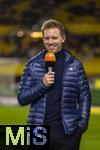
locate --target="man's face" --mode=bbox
[43,28,65,53]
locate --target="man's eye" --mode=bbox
[53,37,57,40]
[44,37,49,40]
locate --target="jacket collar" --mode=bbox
[63,49,74,64]
[37,49,74,67]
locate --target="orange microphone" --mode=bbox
[44,51,56,72]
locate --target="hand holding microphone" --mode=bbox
[43,52,56,87]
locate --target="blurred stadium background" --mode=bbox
[0,0,100,149]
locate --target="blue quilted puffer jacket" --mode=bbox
[18,49,91,135]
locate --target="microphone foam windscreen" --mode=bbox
[44,52,56,62]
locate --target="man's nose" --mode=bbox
[48,38,53,44]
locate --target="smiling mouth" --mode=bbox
[49,46,56,49]
[48,48,56,51]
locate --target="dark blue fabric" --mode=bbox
[50,120,82,150]
[44,50,65,123]
[17,49,91,135]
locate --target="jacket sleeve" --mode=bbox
[77,62,91,132]
[17,62,48,106]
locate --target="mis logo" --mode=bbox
[0,125,50,149]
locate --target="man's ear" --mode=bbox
[62,34,66,43]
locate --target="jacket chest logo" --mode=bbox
[68,67,73,71]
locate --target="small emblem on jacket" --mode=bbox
[68,67,73,71]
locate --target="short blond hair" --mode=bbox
[41,19,66,36]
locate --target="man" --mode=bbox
[18,19,91,150]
